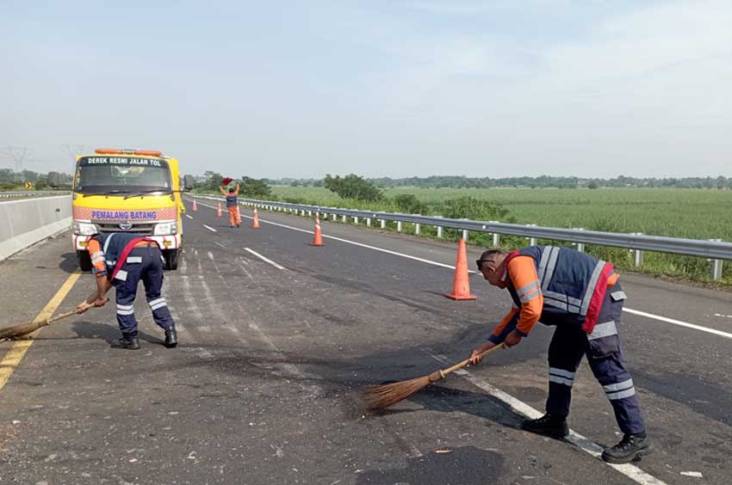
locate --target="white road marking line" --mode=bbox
[237,258,254,280]
[185,214,193,220]
[193,199,460,270]
[214,241,227,249]
[242,213,464,272]
[244,247,285,270]
[430,353,667,485]
[191,198,726,340]
[207,251,214,261]
[203,224,217,233]
[623,308,732,340]
[231,204,730,340]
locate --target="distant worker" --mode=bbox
[219,180,241,228]
[470,246,649,464]
[76,232,178,350]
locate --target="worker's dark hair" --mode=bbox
[228,187,235,193]
[476,249,504,270]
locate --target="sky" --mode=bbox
[1,0,731,178]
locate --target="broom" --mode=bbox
[0,309,80,341]
[362,343,505,411]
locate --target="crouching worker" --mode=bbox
[470,246,649,464]
[76,232,178,350]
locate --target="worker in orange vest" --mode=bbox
[471,246,649,464]
[219,181,241,228]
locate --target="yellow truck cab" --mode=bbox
[71,148,189,271]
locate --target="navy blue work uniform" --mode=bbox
[89,233,175,338]
[490,246,646,436]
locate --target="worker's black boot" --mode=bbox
[521,414,569,439]
[164,327,178,348]
[602,433,651,463]
[112,336,140,350]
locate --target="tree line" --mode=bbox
[0,169,72,190]
[265,175,732,190]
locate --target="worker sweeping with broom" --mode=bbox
[471,246,650,464]
[75,231,177,350]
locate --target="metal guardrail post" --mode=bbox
[709,239,724,280]
[462,229,469,241]
[631,233,644,267]
[366,217,371,227]
[712,259,724,281]
[354,216,359,224]
[415,223,421,235]
[233,197,732,263]
[528,224,538,246]
[573,228,585,252]
[492,233,500,247]
[341,215,347,223]
[437,226,443,238]
[331,213,336,221]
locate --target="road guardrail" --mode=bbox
[193,195,731,280]
[0,191,70,199]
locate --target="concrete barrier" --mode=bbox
[0,195,72,262]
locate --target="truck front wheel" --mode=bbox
[77,250,92,272]
[163,249,179,270]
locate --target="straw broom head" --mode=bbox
[0,309,78,341]
[362,370,444,412]
[361,344,504,412]
[0,320,47,341]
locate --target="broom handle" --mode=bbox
[46,309,81,325]
[439,343,505,378]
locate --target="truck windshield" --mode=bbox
[74,156,172,194]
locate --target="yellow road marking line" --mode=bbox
[0,271,81,392]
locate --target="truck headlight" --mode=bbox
[154,222,177,236]
[73,222,98,236]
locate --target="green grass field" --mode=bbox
[269,186,732,283]
[271,186,732,240]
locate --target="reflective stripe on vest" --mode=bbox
[519,246,613,320]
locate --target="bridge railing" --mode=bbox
[0,191,70,199]
[194,195,731,280]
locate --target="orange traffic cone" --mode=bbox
[311,215,324,246]
[445,239,476,300]
[251,208,260,229]
[217,202,223,217]
[192,198,198,212]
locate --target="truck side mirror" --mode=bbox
[183,175,195,191]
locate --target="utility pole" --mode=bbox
[4,146,27,172]
[63,144,87,162]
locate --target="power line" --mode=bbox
[3,146,28,171]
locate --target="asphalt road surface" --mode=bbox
[0,199,730,484]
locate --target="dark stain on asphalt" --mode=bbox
[355,446,504,485]
[632,369,732,425]
[293,269,453,316]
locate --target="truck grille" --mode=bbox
[97,222,155,235]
